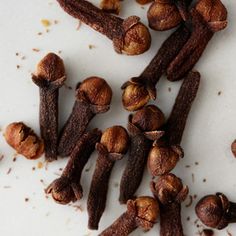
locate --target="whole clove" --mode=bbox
[196,193,236,230]
[58,77,112,157]
[99,196,159,236]
[88,126,129,230]
[119,105,165,204]
[151,173,189,236]
[5,122,44,160]
[148,71,200,176]
[57,0,151,55]
[122,24,191,111]
[45,129,101,204]
[100,0,121,15]
[32,53,66,162]
[167,0,228,81]
[148,0,190,31]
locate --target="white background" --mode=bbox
[0,0,235,235]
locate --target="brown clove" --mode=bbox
[100,0,121,15]
[58,77,112,157]
[87,126,129,230]
[45,129,101,204]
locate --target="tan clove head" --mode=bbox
[123,23,151,55]
[122,83,150,111]
[131,105,165,131]
[148,1,182,31]
[134,196,159,229]
[148,144,183,176]
[151,173,188,204]
[101,126,129,154]
[79,77,112,106]
[195,193,230,229]
[195,0,228,32]
[36,53,65,81]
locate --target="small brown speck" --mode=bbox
[6,168,12,175]
[77,20,82,30]
[0,155,4,161]
[195,162,199,165]
[64,84,73,90]
[227,230,232,236]
[192,173,195,183]
[168,87,171,92]
[186,216,190,221]
[141,6,145,9]
[37,162,43,169]
[46,29,50,33]
[25,198,29,202]
[21,56,26,60]
[59,168,63,171]
[193,194,197,199]
[54,20,59,24]
[3,186,11,189]
[185,165,191,168]
[89,44,95,50]
[32,167,36,171]
[32,48,40,52]
[58,50,62,54]
[13,156,17,162]
[16,65,20,69]
[203,178,206,183]
[218,91,222,96]
[38,32,43,36]
[41,19,51,27]
[114,182,119,188]
[16,52,19,56]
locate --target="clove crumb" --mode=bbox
[186,216,190,221]
[195,162,199,165]
[73,204,83,212]
[37,162,43,169]
[64,83,73,90]
[16,65,20,69]
[54,20,59,24]
[89,44,96,49]
[192,173,195,183]
[0,155,4,161]
[203,178,206,183]
[37,32,43,36]
[227,230,232,236]
[58,50,62,54]
[3,186,11,189]
[13,156,17,162]
[32,167,36,171]
[185,165,191,168]
[168,87,171,92]
[6,168,12,175]
[41,19,51,27]
[16,52,19,56]
[77,21,82,30]
[217,91,222,96]
[25,198,29,202]
[32,48,40,52]
[185,195,193,207]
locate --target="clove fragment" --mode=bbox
[46,129,101,204]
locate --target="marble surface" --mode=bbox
[0,0,235,235]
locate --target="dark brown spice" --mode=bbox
[46,129,101,204]
[58,77,112,157]
[32,53,66,162]
[167,0,228,81]
[4,122,44,160]
[99,196,159,236]
[100,0,121,15]
[147,0,190,31]
[231,140,236,158]
[16,65,20,69]
[88,126,129,229]
[151,173,189,236]
[136,0,153,4]
[201,229,214,236]
[25,198,29,202]
[119,105,165,204]
[218,91,222,96]
[148,71,200,176]
[121,24,191,111]
[56,0,151,55]
[196,193,236,229]
[203,178,206,182]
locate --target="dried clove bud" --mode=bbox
[57,0,151,55]
[119,105,165,204]
[58,77,112,157]
[148,71,200,176]
[196,193,236,230]
[100,0,121,15]
[231,140,236,158]
[5,122,44,160]
[99,196,159,236]
[151,173,189,236]
[148,0,190,31]
[45,129,101,204]
[32,53,66,162]
[121,24,191,111]
[167,0,228,81]
[88,126,129,230]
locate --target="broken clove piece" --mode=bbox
[57,0,151,55]
[87,126,129,230]
[99,196,159,236]
[32,53,66,162]
[122,24,191,111]
[196,193,236,230]
[58,77,112,157]
[148,71,200,176]
[5,122,44,160]
[167,0,228,81]
[148,0,190,31]
[100,0,121,15]
[119,105,165,204]
[45,129,101,204]
[151,173,189,236]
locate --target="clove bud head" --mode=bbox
[195,0,228,32]
[46,177,77,204]
[101,126,129,154]
[151,173,188,204]
[36,53,65,81]
[78,77,112,106]
[4,122,44,160]
[134,196,159,229]
[148,1,182,31]
[148,144,183,176]
[123,23,151,56]
[122,83,150,111]
[195,193,230,229]
[132,105,165,131]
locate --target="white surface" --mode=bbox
[0,0,235,235]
